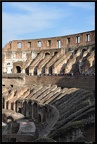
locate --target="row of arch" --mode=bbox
[6,46,95,75]
[2,99,52,124]
[10,51,59,74]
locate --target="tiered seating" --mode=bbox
[2,82,95,141]
[26,84,43,100]
[28,84,51,100]
[32,85,57,102]
[49,89,95,137]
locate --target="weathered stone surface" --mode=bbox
[2,30,95,142]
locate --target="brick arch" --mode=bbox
[45,52,50,56]
[12,61,24,73]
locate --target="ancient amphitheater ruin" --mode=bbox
[2,30,95,142]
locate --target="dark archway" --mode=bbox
[82,49,87,56]
[27,101,32,117]
[16,66,21,73]
[82,49,87,53]
[45,52,50,56]
[6,101,9,109]
[38,114,41,122]
[21,101,27,116]
[26,67,29,75]
[11,102,14,110]
[74,49,78,54]
[68,47,73,51]
[42,106,48,123]
[54,51,58,56]
[33,102,38,119]
[91,47,95,51]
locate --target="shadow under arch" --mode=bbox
[16,66,21,73]
[45,52,50,56]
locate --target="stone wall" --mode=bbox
[25,75,95,91]
[2,74,95,91]
[3,30,95,51]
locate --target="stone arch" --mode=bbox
[54,51,58,56]
[82,48,87,53]
[82,48,87,57]
[16,66,21,73]
[45,52,50,56]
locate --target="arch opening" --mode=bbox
[45,52,50,56]
[91,47,95,51]
[82,49,87,53]
[54,51,58,56]
[16,66,21,73]
[38,114,41,122]
[33,102,38,119]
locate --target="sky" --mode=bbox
[2,2,95,48]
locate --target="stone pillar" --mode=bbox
[29,68,34,76]
[45,67,49,75]
[52,67,57,74]
[22,69,25,74]
[37,68,41,75]
[8,102,11,110]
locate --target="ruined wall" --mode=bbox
[3,30,95,51]
[2,74,25,87]
[2,74,94,91]
[25,75,95,91]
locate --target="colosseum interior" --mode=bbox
[2,30,95,142]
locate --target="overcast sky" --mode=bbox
[2,2,95,47]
